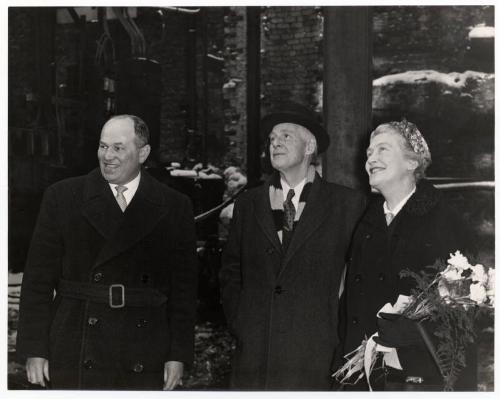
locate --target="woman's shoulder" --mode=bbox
[405,180,443,216]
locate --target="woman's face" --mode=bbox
[365,131,416,192]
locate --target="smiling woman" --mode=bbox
[365,122,425,207]
[340,119,478,391]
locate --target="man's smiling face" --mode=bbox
[97,117,149,185]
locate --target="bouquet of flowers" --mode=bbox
[333,251,495,391]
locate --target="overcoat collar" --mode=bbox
[81,168,171,267]
[253,181,283,254]
[253,173,333,278]
[362,180,441,233]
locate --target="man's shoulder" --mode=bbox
[143,171,192,205]
[235,183,266,204]
[46,172,92,193]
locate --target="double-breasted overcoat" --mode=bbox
[17,168,198,389]
[220,174,365,390]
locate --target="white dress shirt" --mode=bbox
[108,172,141,206]
[383,186,416,219]
[281,177,306,210]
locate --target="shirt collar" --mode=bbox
[281,177,306,206]
[383,186,416,217]
[109,172,141,203]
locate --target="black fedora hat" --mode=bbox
[261,102,330,154]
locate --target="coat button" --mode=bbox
[365,234,371,239]
[83,359,93,369]
[378,273,386,281]
[274,285,283,295]
[133,363,144,373]
[354,273,362,283]
[141,274,150,283]
[93,272,103,282]
[266,247,275,254]
[136,319,148,328]
[88,317,99,326]
[352,317,358,325]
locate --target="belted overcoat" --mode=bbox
[220,174,365,390]
[17,168,198,389]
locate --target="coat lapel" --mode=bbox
[279,176,331,277]
[361,195,387,234]
[82,169,171,268]
[81,168,125,241]
[252,183,283,254]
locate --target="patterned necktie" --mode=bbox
[385,212,394,226]
[115,185,128,212]
[283,189,296,232]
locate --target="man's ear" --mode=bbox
[139,144,151,164]
[305,138,316,156]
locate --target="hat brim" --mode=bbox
[261,112,330,154]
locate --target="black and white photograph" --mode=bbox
[4,1,496,395]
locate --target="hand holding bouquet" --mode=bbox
[333,251,494,391]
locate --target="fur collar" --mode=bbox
[365,179,442,223]
[404,179,442,216]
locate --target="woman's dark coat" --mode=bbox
[341,180,477,390]
[17,168,198,389]
[220,174,365,390]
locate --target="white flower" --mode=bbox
[486,268,495,293]
[447,250,472,271]
[471,264,488,284]
[469,282,487,304]
[441,265,463,281]
[486,268,495,305]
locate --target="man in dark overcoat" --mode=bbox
[219,103,366,390]
[17,115,198,390]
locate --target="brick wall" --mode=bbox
[9,6,494,173]
[8,8,37,128]
[261,6,323,114]
[221,7,247,169]
[198,7,226,166]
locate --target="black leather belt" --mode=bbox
[58,279,168,308]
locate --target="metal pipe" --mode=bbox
[162,7,200,14]
[434,181,494,190]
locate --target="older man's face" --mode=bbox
[269,123,313,174]
[97,118,150,185]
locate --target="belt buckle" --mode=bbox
[109,284,125,308]
[405,376,424,384]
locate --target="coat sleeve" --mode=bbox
[333,190,366,371]
[17,185,63,361]
[219,197,244,332]
[166,196,198,365]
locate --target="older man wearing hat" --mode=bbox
[219,103,366,390]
